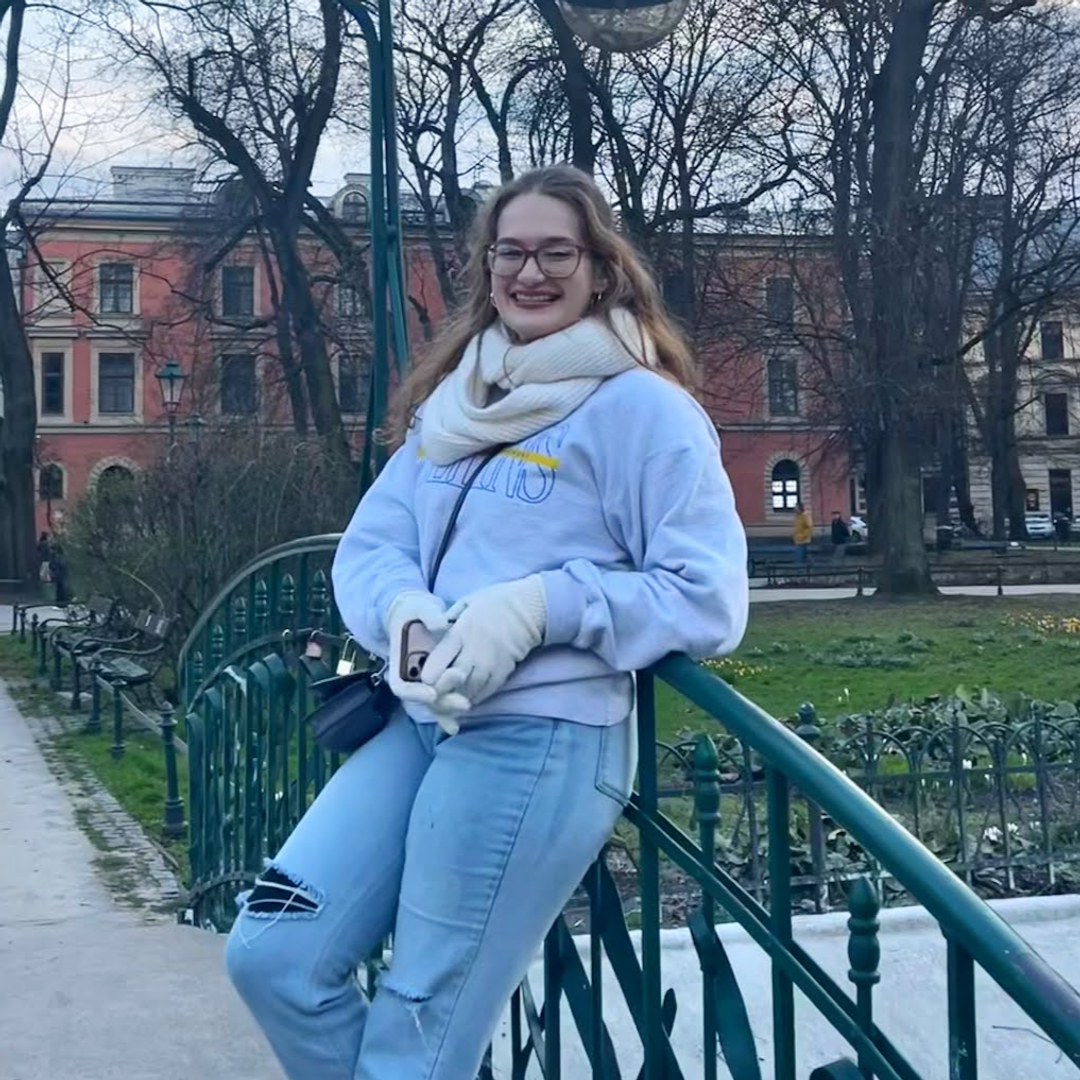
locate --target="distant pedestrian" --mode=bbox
[831,511,851,562]
[793,501,812,564]
[48,544,70,605]
[37,532,52,587]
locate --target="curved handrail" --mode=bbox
[654,652,1080,1065]
[177,533,342,668]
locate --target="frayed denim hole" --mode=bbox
[236,864,325,948]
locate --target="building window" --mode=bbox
[1050,468,1073,519]
[37,261,68,317]
[98,353,135,414]
[40,352,65,416]
[221,354,257,415]
[767,357,799,416]
[99,262,134,314]
[38,464,64,501]
[771,459,801,512]
[1026,489,1041,511]
[221,266,255,317]
[1045,392,1069,436]
[1041,321,1064,361]
[342,191,368,223]
[338,353,368,415]
[766,276,794,327]
[336,282,362,318]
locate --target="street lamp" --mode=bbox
[154,358,187,443]
[557,0,688,51]
[337,0,685,489]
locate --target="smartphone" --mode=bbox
[399,619,441,682]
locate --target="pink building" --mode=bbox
[18,167,854,540]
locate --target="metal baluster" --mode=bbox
[947,940,977,1080]
[694,733,720,1080]
[847,878,880,1078]
[543,925,562,1080]
[637,670,663,1080]
[768,767,795,1080]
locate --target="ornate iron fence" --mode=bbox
[653,703,1080,916]
[177,536,1080,1077]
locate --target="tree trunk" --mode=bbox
[0,254,37,582]
[877,419,936,593]
[270,230,349,459]
[535,0,594,173]
[866,0,938,595]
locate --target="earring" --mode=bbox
[490,291,497,306]
[593,290,604,305]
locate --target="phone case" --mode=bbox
[399,619,441,682]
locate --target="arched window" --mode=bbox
[38,463,64,501]
[100,464,134,487]
[771,459,800,512]
[342,191,368,223]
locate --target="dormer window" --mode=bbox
[342,192,368,223]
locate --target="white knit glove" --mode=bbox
[421,576,547,707]
[386,591,470,733]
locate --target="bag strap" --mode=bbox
[427,443,506,592]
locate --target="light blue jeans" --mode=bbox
[224,708,632,1080]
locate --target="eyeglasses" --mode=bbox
[486,242,588,280]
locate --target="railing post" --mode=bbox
[111,686,125,761]
[11,603,18,635]
[694,732,721,1080]
[636,671,663,1080]
[30,613,39,657]
[856,567,864,598]
[40,629,49,678]
[71,658,83,712]
[767,767,796,1080]
[52,642,62,691]
[846,877,881,1078]
[796,703,828,914]
[947,940,978,1080]
[85,663,102,735]
[996,563,1004,597]
[19,606,27,642]
[160,701,186,839]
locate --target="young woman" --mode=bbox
[225,165,749,1080]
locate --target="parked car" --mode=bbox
[1024,511,1055,539]
[849,515,868,542]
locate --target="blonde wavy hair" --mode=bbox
[383,165,695,445]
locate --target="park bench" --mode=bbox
[45,598,134,691]
[78,609,173,729]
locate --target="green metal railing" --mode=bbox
[178,536,1080,1078]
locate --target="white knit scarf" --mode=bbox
[420,307,656,465]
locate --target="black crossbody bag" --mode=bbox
[306,444,504,753]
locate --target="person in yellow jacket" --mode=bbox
[792,502,812,564]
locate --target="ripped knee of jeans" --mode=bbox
[243,865,323,917]
[232,863,325,950]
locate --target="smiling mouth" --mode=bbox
[510,290,561,306]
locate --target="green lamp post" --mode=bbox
[339,0,688,490]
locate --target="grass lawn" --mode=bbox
[654,594,1080,742]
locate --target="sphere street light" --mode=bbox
[556,0,688,51]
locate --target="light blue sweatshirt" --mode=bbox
[331,367,749,726]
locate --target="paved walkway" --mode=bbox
[0,675,284,1080]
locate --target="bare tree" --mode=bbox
[109,0,355,457]
[0,1,100,581]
